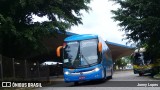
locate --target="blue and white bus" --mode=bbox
[56,34,113,85]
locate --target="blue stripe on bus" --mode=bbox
[64,34,98,42]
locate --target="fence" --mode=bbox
[0,54,63,81]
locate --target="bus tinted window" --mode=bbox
[64,41,79,67]
[80,39,98,65]
[63,39,98,68]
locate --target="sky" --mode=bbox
[33,0,129,46]
[70,0,128,45]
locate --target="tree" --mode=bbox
[123,56,132,64]
[0,0,91,58]
[111,0,160,60]
[115,58,127,70]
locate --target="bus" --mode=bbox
[132,48,154,76]
[56,34,113,85]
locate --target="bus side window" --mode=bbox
[105,50,110,60]
[105,52,109,60]
[108,50,112,59]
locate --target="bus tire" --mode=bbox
[74,82,79,86]
[109,69,113,79]
[102,69,107,81]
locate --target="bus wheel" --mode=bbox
[102,69,107,81]
[74,82,79,86]
[139,73,143,76]
[109,69,113,79]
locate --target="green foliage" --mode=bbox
[123,56,132,63]
[0,0,91,58]
[115,58,128,69]
[111,0,160,59]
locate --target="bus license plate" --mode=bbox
[79,76,85,80]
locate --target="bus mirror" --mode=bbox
[98,42,102,52]
[56,46,63,57]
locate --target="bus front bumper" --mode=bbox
[63,68,104,83]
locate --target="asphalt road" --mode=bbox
[36,70,160,90]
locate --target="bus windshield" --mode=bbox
[63,39,98,68]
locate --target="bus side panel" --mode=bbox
[98,37,113,77]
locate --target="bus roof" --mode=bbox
[64,34,98,42]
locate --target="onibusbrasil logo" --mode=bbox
[2,82,42,88]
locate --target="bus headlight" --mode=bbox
[94,67,100,72]
[64,71,70,75]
